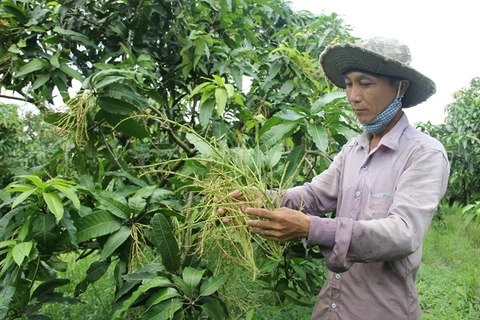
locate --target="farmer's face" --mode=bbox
[344,71,400,124]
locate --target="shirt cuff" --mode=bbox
[307,215,337,248]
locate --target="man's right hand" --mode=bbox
[214,188,265,224]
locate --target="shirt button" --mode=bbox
[331,302,337,309]
[362,165,368,171]
[355,191,361,197]
[335,273,341,280]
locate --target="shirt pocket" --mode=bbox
[364,193,393,220]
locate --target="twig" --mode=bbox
[0,94,35,104]
[100,129,126,171]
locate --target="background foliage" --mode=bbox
[1,0,479,319]
[419,77,480,229]
[0,0,360,318]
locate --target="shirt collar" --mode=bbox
[357,113,410,151]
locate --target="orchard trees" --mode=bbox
[0,0,359,318]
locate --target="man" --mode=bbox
[242,37,450,319]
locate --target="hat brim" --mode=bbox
[320,43,436,108]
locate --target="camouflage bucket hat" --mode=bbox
[320,37,436,108]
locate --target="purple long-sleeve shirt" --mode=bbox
[281,114,450,320]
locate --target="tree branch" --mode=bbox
[166,126,196,157]
[0,93,35,104]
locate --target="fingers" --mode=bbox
[229,189,245,200]
[243,206,274,220]
[221,216,231,223]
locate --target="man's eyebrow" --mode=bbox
[344,73,378,81]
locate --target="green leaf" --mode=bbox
[113,277,172,320]
[99,110,150,139]
[60,64,84,82]
[74,260,111,297]
[0,208,22,241]
[215,87,228,115]
[266,144,283,169]
[103,171,148,188]
[11,189,37,208]
[122,263,164,281]
[6,183,36,193]
[100,226,131,260]
[15,59,48,77]
[101,83,147,109]
[46,255,68,272]
[32,214,57,249]
[17,216,32,242]
[18,175,45,188]
[0,251,14,279]
[60,211,78,248]
[212,75,225,86]
[224,84,234,97]
[97,97,138,115]
[53,26,98,48]
[333,124,360,140]
[50,51,60,68]
[12,241,33,266]
[182,267,205,291]
[199,98,215,128]
[194,37,206,69]
[128,196,146,214]
[0,285,15,320]
[94,193,130,219]
[32,279,70,301]
[306,122,328,151]
[152,213,180,272]
[201,298,226,319]
[141,299,183,320]
[266,61,283,82]
[280,288,313,306]
[75,210,122,243]
[53,71,69,101]
[52,184,80,210]
[0,241,16,250]
[283,144,306,186]
[146,287,180,309]
[94,75,127,89]
[132,186,156,199]
[275,109,306,121]
[31,73,51,90]
[259,121,300,150]
[186,132,215,157]
[2,2,28,24]
[191,81,214,96]
[279,80,294,96]
[112,21,129,38]
[311,92,347,114]
[43,192,64,222]
[199,274,228,297]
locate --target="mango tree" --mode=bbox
[0,0,359,318]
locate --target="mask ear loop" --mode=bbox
[396,80,403,99]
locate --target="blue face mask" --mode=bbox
[362,97,402,135]
[362,81,404,135]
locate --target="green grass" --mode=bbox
[39,205,480,319]
[417,205,480,319]
[40,254,116,320]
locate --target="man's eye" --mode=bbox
[360,82,372,87]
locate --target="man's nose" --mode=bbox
[348,85,361,103]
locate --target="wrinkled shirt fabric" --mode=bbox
[281,114,449,320]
